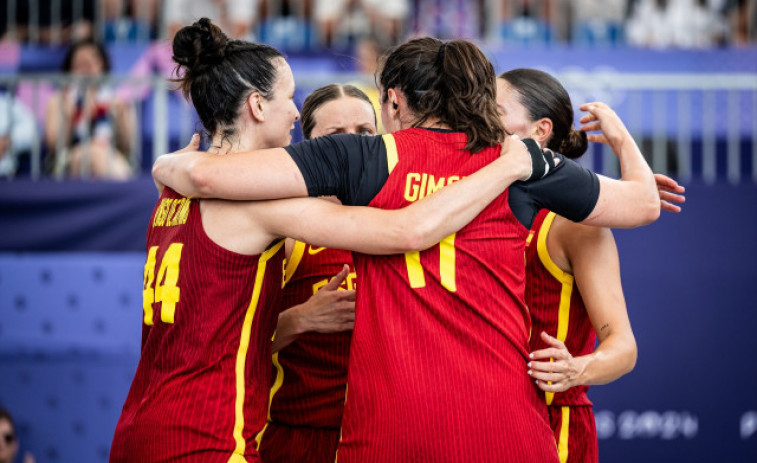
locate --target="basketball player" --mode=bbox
[110,23,543,463]
[256,84,377,463]
[496,68,685,463]
[153,37,662,461]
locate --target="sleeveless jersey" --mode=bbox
[264,242,355,429]
[337,129,559,463]
[110,188,285,463]
[525,209,596,407]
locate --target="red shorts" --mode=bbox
[548,405,598,463]
[257,422,340,463]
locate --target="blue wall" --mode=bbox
[1,181,756,462]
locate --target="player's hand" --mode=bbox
[297,264,355,333]
[500,134,535,182]
[527,331,586,393]
[579,102,634,157]
[152,133,200,192]
[654,173,686,213]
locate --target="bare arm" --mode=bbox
[528,220,637,392]
[579,102,660,228]
[152,147,308,199]
[253,136,533,254]
[272,265,355,353]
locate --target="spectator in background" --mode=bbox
[315,0,408,46]
[412,0,482,40]
[0,407,34,463]
[163,0,258,40]
[101,0,160,42]
[44,39,134,179]
[627,0,727,48]
[0,0,95,43]
[0,91,37,178]
[569,0,627,45]
[499,0,555,43]
[723,0,756,44]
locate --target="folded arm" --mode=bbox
[529,222,637,392]
[578,102,660,228]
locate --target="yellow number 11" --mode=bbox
[142,243,184,325]
[404,233,456,292]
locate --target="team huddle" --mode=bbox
[110,18,685,463]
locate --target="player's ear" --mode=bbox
[248,92,265,122]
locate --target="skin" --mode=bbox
[44,44,134,179]
[152,82,661,229]
[0,419,16,463]
[273,94,377,353]
[495,76,685,392]
[178,60,535,260]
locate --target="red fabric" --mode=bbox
[548,406,599,463]
[110,188,284,462]
[337,128,558,463]
[258,422,341,463]
[266,244,354,428]
[525,210,596,407]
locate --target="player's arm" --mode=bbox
[528,221,637,392]
[579,102,661,228]
[272,265,355,353]
[253,136,534,254]
[152,146,309,199]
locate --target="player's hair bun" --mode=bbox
[172,17,229,76]
[558,128,588,159]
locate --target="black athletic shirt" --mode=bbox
[284,131,600,229]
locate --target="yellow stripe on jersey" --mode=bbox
[537,212,574,406]
[284,240,306,285]
[558,406,571,463]
[404,251,426,288]
[254,352,286,449]
[439,233,456,292]
[230,240,285,461]
[382,133,399,174]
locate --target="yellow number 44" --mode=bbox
[142,243,184,325]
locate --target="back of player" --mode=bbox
[258,243,354,463]
[110,188,284,462]
[337,129,559,462]
[525,210,598,463]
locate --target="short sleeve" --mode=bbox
[284,134,389,206]
[508,155,600,229]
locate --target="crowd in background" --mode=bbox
[0,0,754,48]
[0,0,755,181]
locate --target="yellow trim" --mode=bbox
[382,133,399,174]
[439,233,456,292]
[229,240,284,460]
[284,240,306,285]
[404,251,426,288]
[557,406,570,463]
[254,352,286,449]
[536,212,574,406]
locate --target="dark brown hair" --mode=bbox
[172,18,283,141]
[498,68,588,159]
[62,38,111,73]
[379,37,505,153]
[300,84,376,139]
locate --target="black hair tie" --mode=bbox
[436,42,448,67]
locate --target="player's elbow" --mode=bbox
[619,335,638,377]
[396,223,433,253]
[187,157,216,198]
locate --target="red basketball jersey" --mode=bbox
[337,129,559,463]
[525,210,596,407]
[264,241,355,429]
[110,188,285,463]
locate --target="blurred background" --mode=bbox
[0,0,755,462]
